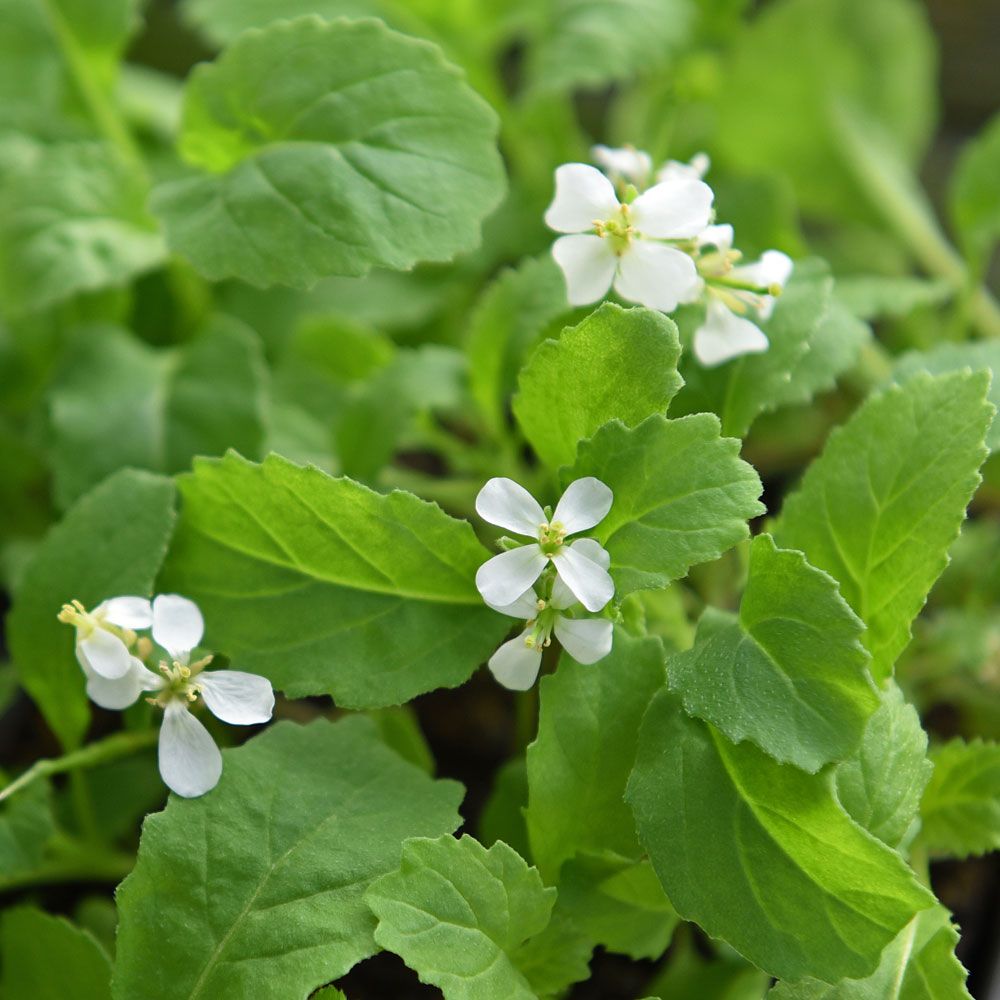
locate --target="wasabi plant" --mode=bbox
[2,2,1000,999]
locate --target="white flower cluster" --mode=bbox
[59,594,273,798]
[546,144,793,367]
[475,477,615,690]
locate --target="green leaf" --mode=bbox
[626,690,935,983]
[673,259,868,437]
[113,717,463,1000]
[479,756,530,861]
[568,414,765,598]
[513,303,682,471]
[644,933,771,1000]
[893,341,1000,452]
[769,906,971,1000]
[366,834,556,1000]
[0,139,164,316]
[775,372,993,681]
[670,534,876,772]
[0,781,56,887]
[0,907,111,1000]
[835,275,952,321]
[152,17,505,288]
[161,451,509,708]
[467,254,577,439]
[713,0,936,220]
[917,738,1000,859]
[7,469,176,749]
[49,318,268,508]
[950,111,1000,268]
[835,682,932,850]
[526,630,665,881]
[527,0,695,93]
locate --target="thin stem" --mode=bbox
[0,728,158,805]
[69,769,101,843]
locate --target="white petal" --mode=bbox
[485,587,541,619]
[198,671,274,725]
[487,631,543,691]
[591,145,652,186]
[158,702,223,798]
[693,300,770,367]
[552,478,613,535]
[550,540,611,609]
[475,478,546,536]
[553,616,613,664]
[696,223,734,251]
[82,657,153,711]
[614,241,699,312]
[655,153,710,184]
[551,234,617,306]
[152,594,204,660]
[552,544,615,613]
[544,163,620,233]
[476,546,548,608]
[100,596,153,629]
[78,628,132,679]
[733,250,794,321]
[629,176,714,239]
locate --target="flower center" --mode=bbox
[523,603,558,651]
[149,655,213,709]
[538,521,567,555]
[593,204,634,256]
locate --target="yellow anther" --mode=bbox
[535,598,547,611]
[525,636,536,649]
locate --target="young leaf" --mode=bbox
[0,907,111,1000]
[918,738,1000,859]
[366,834,556,1000]
[49,318,268,508]
[513,303,683,471]
[0,139,164,316]
[669,534,877,772]
[161,452,510,708]
[526,630,666,881]
[893,341,1000,452]
[949,111,1000,269]
[7,469,176,749]
[775,372,994,681]
[568,414,765,598]
[113,717,463,1000]
[769,905,971,1000]
[835,682,933,849]
[152,17,505,288]
[626,690,935,984]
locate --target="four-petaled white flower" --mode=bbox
[544,163,714,312]
[686,224,794,367]
[475,477,614,613]
[486,541,614,690]
[59,596,154,680]
[63,593,274,799]
[591,144,653,189]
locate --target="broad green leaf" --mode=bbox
[467,254,577,438]
[152,17,505,288]
[49,318,268,508]
[7,469,176,749]
[479,756,530,861]
[670,534,876,772]
[0,907,111,1000]
[368,706,434,774]
[835,682,932,850]
[769,906,971,1000]
[161,452,509,708]
[674,260,868,437]
[644,933,770,1000]
[0,781,55,888]
[505,905,593,999]
[568,414,765,598]
[950,111,1000,268]
[513,303,682,470]
[835,275,952,321]
[527,0,694,93]
[893,342,1000,452]
[366,834,555,1000]
[113,717,463,1000]
[775,372,993,681]
[526,630,665,881]
[558,852,678,961]
[713,0,935,220]
[918,738,1000,859]
[626,690,935,983]
[0,139,164,316]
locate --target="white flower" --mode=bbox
[591,144,653,189]
[656,151,711,185]
[66,593,274,799]
[544,163,714,312]
[58,596,153,679]
[486,541,614,690]
[475,477,615,613]
[686,225,794,367]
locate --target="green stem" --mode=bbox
[69,769,100,843]
[513,685,539,753]
[0,837,134,894]
[0,728,158,805]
